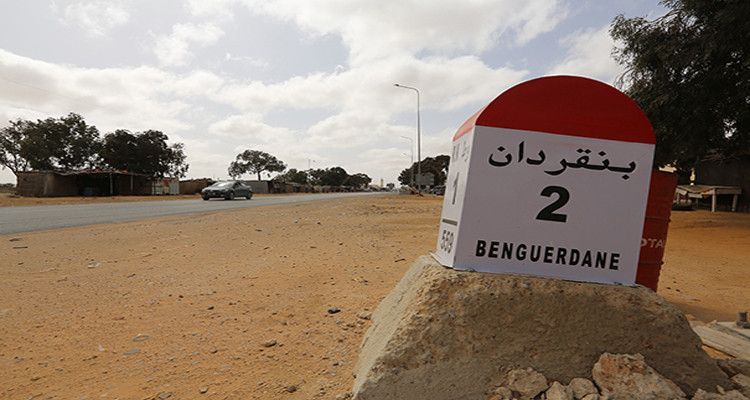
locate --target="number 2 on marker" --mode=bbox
[536,185,569,222]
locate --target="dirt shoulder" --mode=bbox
[0,194,747,399]
[0,194,442,400]
[659,209,750,322]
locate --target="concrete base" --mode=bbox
[352,256,729,399]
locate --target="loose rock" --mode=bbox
[718,359,750,379]
[546,381,573,400]
[692,388,750,400]
[569,377,598,399]
[508,368,548,399]
[731,374,750,398]
[487,387,513,400]
[592,353,686,400]
[357,312,372,320]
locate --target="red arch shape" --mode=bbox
[454,76,655,145]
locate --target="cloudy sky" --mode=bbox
[0,0,666,185]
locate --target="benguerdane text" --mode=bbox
[475,239,620,270]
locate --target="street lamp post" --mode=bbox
[394,83,422,195]
[400,135,414,187]
[307,159,316,185]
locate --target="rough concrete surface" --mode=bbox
[352,256,730,399]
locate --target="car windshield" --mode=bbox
[211,181,235,188]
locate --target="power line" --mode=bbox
[0,75,90,105]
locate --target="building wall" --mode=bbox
[77,173,152,196]
[118,175,152,195]
[152,178,180,195]
[179,179,214,194]
[246,180,272,194]
[17,171,78,197]
[17,171,153,197]
[694,157,750,212]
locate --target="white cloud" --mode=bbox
[307,112,387,148]
[225,53,270,69]
[212,53,527,119]
[510,0,570,46]
[547,25,624,83]
[170,70,225,97]
[185,0,239,19]
[63,1,130,36]
[208,113,295,141]
[401,55,528,111]
[213,72,340,113]
[152,23,225,67]
[245,0,568,65]
[0,49,191,134]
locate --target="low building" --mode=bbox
[179,178,215,195]
[692,154,749,212]
[16,170,154,197]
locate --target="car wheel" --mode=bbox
[202,195,209,200]
[246,193,253,200]
[225,191,235,200]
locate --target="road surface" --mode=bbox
[0,192,381,235]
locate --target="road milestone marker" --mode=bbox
[433,76,655,285]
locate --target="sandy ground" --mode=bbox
[0,193,748,399]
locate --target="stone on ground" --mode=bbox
[351,256,730,399]
[592,353,686,399]
[569,377,598,399]
[732,374,750,398]
[545,381,573,400]
[508,368,548,399]
[693,388,750,400]
[718,359,750,379]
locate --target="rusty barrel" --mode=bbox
[635,170,679,291]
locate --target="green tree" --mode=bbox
[4,113,101,172]
[398,167,414,186]
[273,168,309,184]
[307,168,326,186]
[100,129,189,177]
[319,166,349,186]
[610,0,750,175]
[344,172,371,189]
[228,150,286,180]
[99,129,139,172]
[57,113,101,170]
[307,167,370,187]
[0,119,32,176]
[227,161,245,179]
[398,155,450,186]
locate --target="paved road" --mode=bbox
[0,192,381,235]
